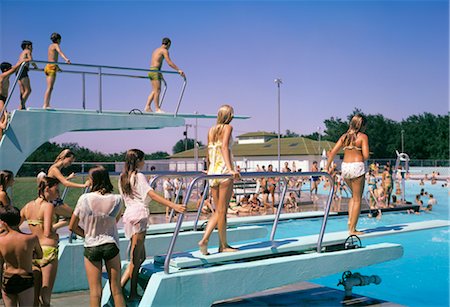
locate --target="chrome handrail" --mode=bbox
[13,60,184,115]
[163,171,335,274]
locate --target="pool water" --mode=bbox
[267,181,449,307]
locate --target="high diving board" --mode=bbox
[0,108,249,174]
[158,220,449,269]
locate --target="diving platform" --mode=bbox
[0,108,249,174]
[101,220,448,306]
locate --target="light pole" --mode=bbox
[401,129,405,153]
[184,124,192,151]
[194,112,198,171]
[317,126,322,156]
[274,78,283,171]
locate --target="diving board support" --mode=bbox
[140,243,403,306]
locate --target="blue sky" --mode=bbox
[1,0,448,154]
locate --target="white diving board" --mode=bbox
[102,242,403,306]
[158,219,449,269]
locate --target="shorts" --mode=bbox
[148,67,162,81]
[16,66,29,80]
[341,162,366,179]
[44,64,59,76]
[2,272,34,295]
[84,243,119,262]
[312,176,320,182]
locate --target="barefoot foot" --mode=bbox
[219,246,238,253]
[198,242,210,255]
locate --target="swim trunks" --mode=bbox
[341,162,366,179]
[16,66,29,80]
[2,272,34,294]
[84,243,119,262]
[148,66,162,81]
[44,64,59,76]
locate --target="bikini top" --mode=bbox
[343,145,362,151]
[26,200,54,227]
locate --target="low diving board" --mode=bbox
[159,220,449,269]
[0,108,249,174]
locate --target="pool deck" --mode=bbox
[50,281,404,306]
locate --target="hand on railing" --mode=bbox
[172,203,186,214]
[231,170,241,181]
[177,70,185,78]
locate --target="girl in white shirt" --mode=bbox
[69,166,125,307]
[118,149,185,301]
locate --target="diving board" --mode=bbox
[159,220,449,269]
[54,225,267,293]
[0,108,250,175]
[102,242,403,306]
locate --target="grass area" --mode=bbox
[12,176,198,214]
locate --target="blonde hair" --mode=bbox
[342,114,367,147]
[54,149,75,163]
[210,104,234,142]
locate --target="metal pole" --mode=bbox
[98,67,103,113]
[194,112,198,171]
[82,73,86,109]
[318,127,322,156]
[401,129,405,153]
[274,78,282,171]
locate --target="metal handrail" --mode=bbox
[5,60,185,115]
[163,171,335,274]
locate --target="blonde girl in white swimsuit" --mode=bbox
[198,105,240,255]
[326,114,369,235]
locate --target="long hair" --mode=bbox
[342,114,367,147]
[89,166,113,195]
[210,104,234,143]
[0,170,13,191]
[54,149,75,163]
[38,177,60,200]
[120,149,145,197]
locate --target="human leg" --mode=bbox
[198,186,220,255]
[40,259,58,306]
[105,254,126,307]
[84,257,103,307]
[216,179,237,252]
[17,286,34,307]
[1,289,17,307]
[121,232,146,299]
[145,79,160,112]
[347,175,365,235]
[43,74,56,108]
[19,77,31,109]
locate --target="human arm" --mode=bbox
[50,167,89,188]
[148,190,186,214]
[0,111,8,130]
[55,45,70,64]
[325,136,343,172]
[24,50,39,69]
[221,125,240,180]
[360,133,369,161]
[43,202,55,238]
[68,214,84,237]
[33,236,43,260]
[0,191,9,208]
[162,49,185,77]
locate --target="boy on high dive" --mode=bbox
[145,37,185,113]
[43,32,71,109]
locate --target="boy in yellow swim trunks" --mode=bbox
[43,32,71,109]
[145,37,185,113]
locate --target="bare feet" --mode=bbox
[219,246,238,253]
[349,230,364,236]
[155,109,165,114]
[144,107,153,112]
[198,241,210,255]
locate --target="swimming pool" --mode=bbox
[267,181,449,307]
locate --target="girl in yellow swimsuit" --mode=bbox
[326,114,369,236]
[20,177,65,306]
[198,105,240,255]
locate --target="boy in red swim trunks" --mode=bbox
[0,206,42,307]
[43,32,71,109]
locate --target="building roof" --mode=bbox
[170,136,338,159]
[237,131,277,138]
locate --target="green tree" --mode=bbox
[172,138,204,154]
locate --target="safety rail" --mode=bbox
[1,60,186,117]
[164,171,334,274]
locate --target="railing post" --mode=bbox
[174,77,187,117]
[82,73,86,109]
[98,67,103,113]
[270,177,288,241]
[193,182,210,231]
